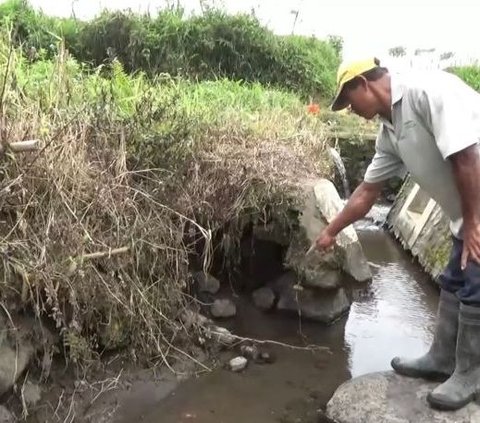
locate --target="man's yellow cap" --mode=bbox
[331,58,378,111]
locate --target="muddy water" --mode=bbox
[126,214,439,423]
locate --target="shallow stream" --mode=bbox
[119,208,439,423]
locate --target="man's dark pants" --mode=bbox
[439,236,480,305]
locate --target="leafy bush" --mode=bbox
[0,0,79,57]
[76,9,340,98]
[0,0,340,98]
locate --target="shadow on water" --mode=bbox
[124,215,439,423]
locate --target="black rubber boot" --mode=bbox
[391,289,459,381]
[427,303,480,410]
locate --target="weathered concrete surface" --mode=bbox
[387,177,451,279]
[327,371,480,423]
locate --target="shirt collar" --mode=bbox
[379,73,404,129]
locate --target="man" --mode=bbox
[316,58,480,411]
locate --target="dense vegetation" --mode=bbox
[0,0,340,98]
[0,14,334,366]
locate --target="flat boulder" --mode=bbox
[277,286,350,324]
[327,371,480,423]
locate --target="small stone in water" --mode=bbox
[211,299,236,318]
[252,287,276,310]
[210,326,236,346]
[254,351,276,365]
[229,356,248,372]
[240,344,259,360]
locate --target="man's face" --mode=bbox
[342,77,379,120]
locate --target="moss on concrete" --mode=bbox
[424,238,451,276]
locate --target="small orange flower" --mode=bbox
[307,103,320,115]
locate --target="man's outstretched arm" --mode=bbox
[315,181,384,251]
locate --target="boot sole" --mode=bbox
[391,361,451,382]
[427,392,475,411]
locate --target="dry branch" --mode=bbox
[1,139,42,153]
[81,246,130,261]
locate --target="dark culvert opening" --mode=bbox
[239,222,289,294]
[186,216,298,319]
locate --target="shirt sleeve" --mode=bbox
[364,132,407,183]
[413,76,480,159]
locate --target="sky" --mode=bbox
[27,0,480,68]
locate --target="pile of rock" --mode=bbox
[228,344,275,373]
[189,179,372,325]
[192,271,237,319]
[250,179,372,323]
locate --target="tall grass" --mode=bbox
[0,30,332,364]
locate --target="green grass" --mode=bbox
[450,65,480,92]
[0,0,340,99]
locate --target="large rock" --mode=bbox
[313,180,372,282]
[276,282,350,323]
[0,406,14,423]
[193,271,221,294]
[0,315,36,396]
[0,341,34,396]
[327,371,480,423]
[284,180,371,289]
[302,267,342,290]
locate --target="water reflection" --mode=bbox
[346,228,438,378]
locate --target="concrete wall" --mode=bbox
[387,177,452,279]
